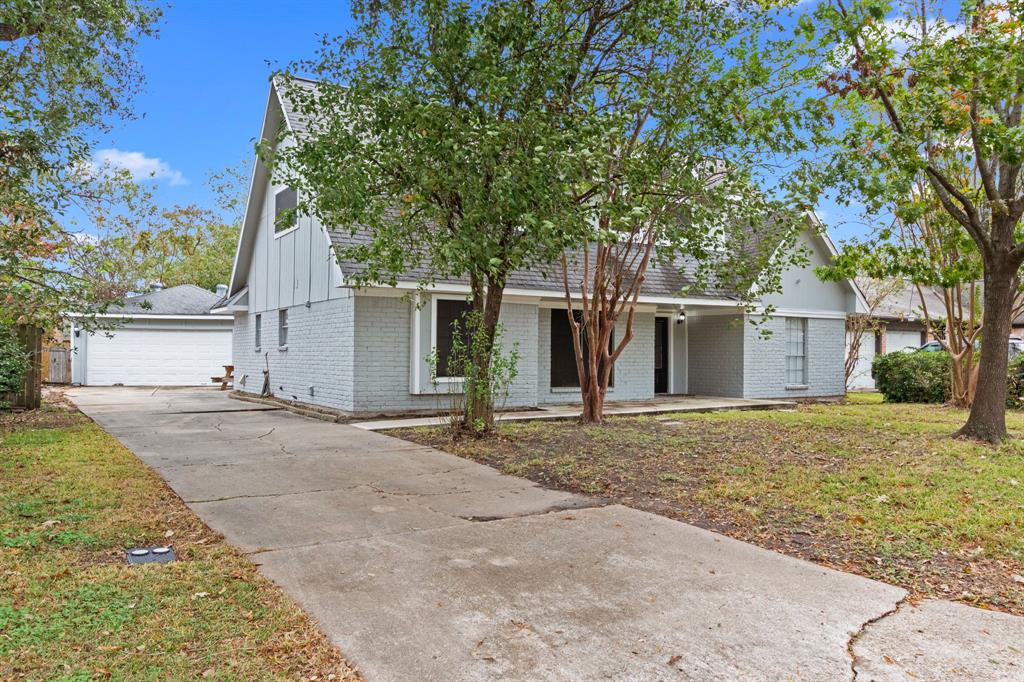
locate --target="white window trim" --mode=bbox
[654,313,676,395]
[254,313,262,353]
[278,308,289,350]
[785,317,808,388]
[273,187,299,239]
[430,294,471,384]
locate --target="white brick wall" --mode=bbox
[687,313,745,397]
[232,295,355,411]
[352,296,540,414]
[232,295,846,414]
[536,307,655,404]
[743,316,846,399]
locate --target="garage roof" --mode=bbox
[105,284,227,316]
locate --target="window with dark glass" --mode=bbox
[550,310,613,388]
[435,299,473,378]
[274,187,298,233]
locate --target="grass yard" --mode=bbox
[0,395,360,681]
[395,393,1024,615]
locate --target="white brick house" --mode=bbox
[217,78,865,416]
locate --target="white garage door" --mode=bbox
[846,331,876,390]
[886,330,923,353]
[85,325,232,386]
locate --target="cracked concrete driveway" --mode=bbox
[69,387,1023,681]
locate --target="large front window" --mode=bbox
[785,317,807,386]
[434,298,472,378]
[550,310,613,388]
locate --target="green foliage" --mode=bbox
[811,0,1024,437]
[1006,354,1024,409]
[71,161,249,300]
[0,0,161,330]
[428,309,519,437]
[0,327,29,409]
[873,351,950,404]
[274,0,826,299]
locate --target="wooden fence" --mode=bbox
[43,346,71,384]
[4,325,43,410]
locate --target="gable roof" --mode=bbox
[229,76,861,311]
[274,75,318,134]
[104,284,227,317]
[857,278,956,322]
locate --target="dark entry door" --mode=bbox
[654,317,669,394]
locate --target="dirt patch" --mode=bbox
[396,401,1024,616]
[0,386,85,431]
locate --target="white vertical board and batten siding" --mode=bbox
[245,178,342,314]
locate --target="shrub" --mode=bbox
[0,326,30,409]
[1007,354,1024,408]
[427,310,519,438]
[873,350,950,403]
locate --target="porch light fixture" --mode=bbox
[676,310,686,324]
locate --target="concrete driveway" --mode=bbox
[69,387,1023,681]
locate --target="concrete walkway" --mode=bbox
[352,395,795,430]
[69,387,1023,681]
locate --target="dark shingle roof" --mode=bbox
[326,225,756,299]
[857,278,956,322]
[107,284,226,316]
[274,76,791,301]
[274,75,320,135]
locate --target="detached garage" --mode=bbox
[71,284,233,386]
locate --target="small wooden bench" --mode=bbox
[211,365,235,391]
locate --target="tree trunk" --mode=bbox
[462,273,505,434]
[581,375,604,423]
[956,263,1015,443]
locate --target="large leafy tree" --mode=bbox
[823,180,1024,407]
[272,0,828,432]
[0,0,161,329]
[813,0,1024,443]
[72,162,250,299]
[551,1,827,423]
[272,0,623,433]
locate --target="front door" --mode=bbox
[654,317,669,394]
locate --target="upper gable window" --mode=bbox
[274,187,298,233]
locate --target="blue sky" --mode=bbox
[95,1,867,243]
[93,1,357,215]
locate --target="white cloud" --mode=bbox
[66,231,100,247]
[92,148,188,186]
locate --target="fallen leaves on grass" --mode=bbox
[395,397,1024,615]
[0,398,361,681]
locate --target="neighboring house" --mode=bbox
[846,279,939,390]
[218,77,865,416]
[71,284,233,386]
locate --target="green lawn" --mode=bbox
[0,402,360,681]
[396,393,1024,614]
